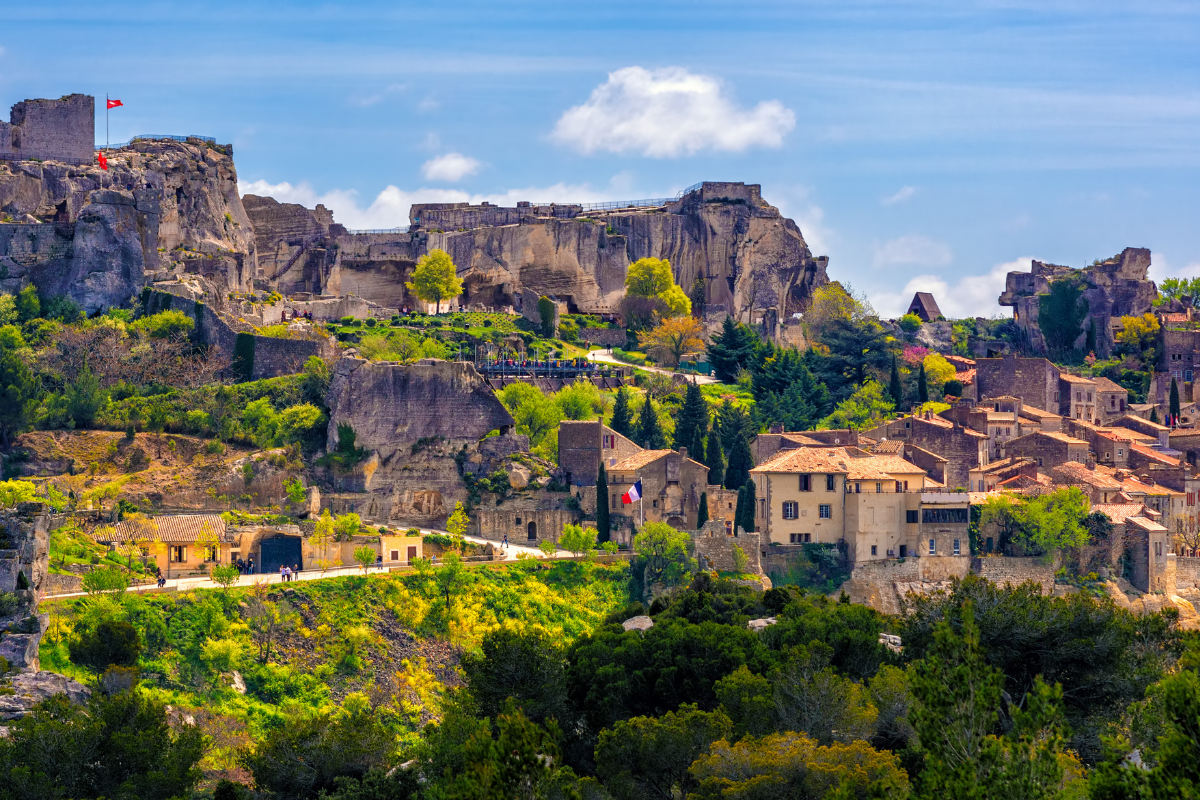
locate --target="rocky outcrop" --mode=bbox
[323,358,518,524]
[0,138,256,311]
[244,182,828,335]
[998,247,1158,357]
[0,671,91,723]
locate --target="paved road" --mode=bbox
[46,529,577,599]
[586,349,720,385]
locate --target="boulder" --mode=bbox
[505,462,532,490]
[0,671,91,721]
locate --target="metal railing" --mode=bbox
[99,134,218,149]
[345,226,411,235]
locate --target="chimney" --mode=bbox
[1087,452,1096,470]
[679,447,688,459]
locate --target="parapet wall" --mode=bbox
[2,95,94,164]
[694,521,762,574]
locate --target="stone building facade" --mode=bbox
[606,449,709,532]
[974,355,1061,414]
[866,413,988,489]
[693,520,762,574]
[558,420,642,487]
[1002,430,1090,471]
[0,94,94,164]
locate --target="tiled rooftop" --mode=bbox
[610,449,675,472]
[1059,373,1095,384]
[1092,503,1148,524]
[1129,443,1180,465]
[105,514,229,543]
[1092,377,1126,393]
[1051,461,1124,489]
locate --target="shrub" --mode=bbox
[70,618,142,674]
[130,309,195,340]
[898,313,923,333]
[365,317,377,328]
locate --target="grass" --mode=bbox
[48,522,156,577]
[700,381,755,410]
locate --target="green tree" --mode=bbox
[889,354,903,408]
[697,491,709,528]
[460,628,570,727]
[446,501,470,542]
[65,361,105,428]
[537,296,556,338]
[1039,277,1089,352]
[1171,377,1181,424]
[689,422,706,464]
[625,257,675,298]
[559,523,597,558]
[898,312,924,333]
[918,362,929,404]
[674,382,708,452]
[14,285,39,322]
[0,327,36,447]
[70,618,142,674]
[596,704,733,800]
[596,462,611,543]
[636,396,666,449]
[821,380,895,431]
[724,431,754,491]
[210,564,240,592]
[405,248,463,314]
[771,643,878,745]
[739,478,757,534]
[0,688,206,800]
[434,552,466,612]
[689,277,707,318]
[708,317,760,383]
[353,545,376,574]
[633,521,695,587]
[610,386,634,439]
[705,429,726,488]
[130,309,195,340]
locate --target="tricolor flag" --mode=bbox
[107,99,123,109]
[622,480,642,505]
[96,151,108,171]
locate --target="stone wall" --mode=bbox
[974,356,1060,413]
[693,520,762,574]
[2,95,94,164]
[1175,556,1200,590]
[577,326,626,347]
[972,556,1056,593]
[0,507,50,671]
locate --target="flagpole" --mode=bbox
[106,94,109,151]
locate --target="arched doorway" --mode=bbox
[259,536,302,576]
[527,521,537,541]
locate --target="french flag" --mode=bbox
[622,480,642,505]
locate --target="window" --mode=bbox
[904,480,909,491]
[870,545,877,556]
[515,517,522,525]
[783,501,799,520]
[826,474,835,491]
[1154,541,1162,557]
[819,504,832,519]
[906,510,918,524]
[603,434,615,449]
[876,482,883,493]
[929,539,936,555]
[798,474,811,491]
[789,533,813,544]
[855,483,861,494]
[922,507,969,524]
[170,545,186,563]
[1087,392,1092,402]
[758,499,766,519]
[896,481,904,493]
[612,495,618,509]
[953,538,961,555]
[652,500,658,508]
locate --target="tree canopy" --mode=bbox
[405,248,463,314]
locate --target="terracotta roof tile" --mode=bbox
[1092,503,1148,524]
[1060,374,1095,384]
[1051,462,1123,489]
[752,447,924,479]
[1130,443,1180,465]
[1018,406,1061,420]
[103,514,229,544]
[610,450,675,472]
[870,440,906,455]
[1092,377,1126,393]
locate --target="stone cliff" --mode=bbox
[998,247,1158,357]
[0,138,256,311]
[245,182,828,332]
[323,358,520,524]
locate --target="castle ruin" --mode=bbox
[0,94,94,165]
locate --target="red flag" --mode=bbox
[107,99,123,109]
[97,151,108,170]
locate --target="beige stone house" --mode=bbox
[103,514,233,578]
[606,448,709,531]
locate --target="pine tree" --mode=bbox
[596,462,610,543]
[690,423,706,464]
[1150,407,1160,424]
[674,382,708,451]
[888,354,903,408]
[1170,377,1181,425]
[724,431,754,491]
[696,491,709,528]
[739,478,757,534]
[708,317,759,383]
[610,387,633,439]
[705,430,725,487]
[918,362,929,405]
[636,396,666,449]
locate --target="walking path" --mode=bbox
[586,349,719,384]
[45,530,590,599]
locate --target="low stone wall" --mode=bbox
[577,327,625,347]
[43,573,82,594]
[1175,556,1200,591]
[973,556,1056,594]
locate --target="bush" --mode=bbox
[898,313,923,333]
[70,618,142,674]
[364,317,377,328]
[130,309,195,340]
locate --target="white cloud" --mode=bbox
[1149,251,1200,284]
[239,178,619,230]
[417,94,439,113]
[882,186,916,205]
[870,256,1031,320]
[872,235,953,269]
[348,83,406,107]
[551,66,795,158]
[420,153,482,182]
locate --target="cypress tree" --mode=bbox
[918,362,929,405]
[705,430,725,487]
[1170,377,1181,425]
[636,396,666,449]
[724,431,754,491]
[696,491,709,528]
[888,354,903,408]
[1150,407,1160,424]
[596,462,610,543]
[740,478,757,534]
[690,423,706,465]
[733,485,746,536]
[674,382,708,451]
[610,387,633,439]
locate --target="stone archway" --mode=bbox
[527,521,537,540]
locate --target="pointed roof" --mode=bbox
[906,292,943,321]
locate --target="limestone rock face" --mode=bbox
[0,671,91,721]
[324,358,516,524]
[245,182,828,333]
[998,247,1157,357]
[0,138,256,311]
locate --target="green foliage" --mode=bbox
[696,491,709,528]
[0,479,38,508]
[978,487,1092,554]
[708,317,761,383]
[609,386,634,439]
[633,521,695,588]
[461,627,570,727]
[635,395,666,449]
[1040,277,1090,352]
[537,295,556,337]
[674,381,708,451]
[129,309,195,340]
[232,331,256,382]
[596,704,732,799]
[14,285,39,322]
[405,248,463,314]
[0,688,206,800]
[704,429,725,488]
[0,326,37,446]
[0,294,15,326]
[898,312,924,333]
[724,429,754,491]
[821,380,895,430]
[81,565,130,596]
[69,617,141,673]
[1171,377,1181,421]
[559,523,597,557]
[210,563,241,591]
[284,477,307,504]
[597,462,611,543]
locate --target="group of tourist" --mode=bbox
[234,557,256,574]
[279,563,301,582]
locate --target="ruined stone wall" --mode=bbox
[1175,556,1200,590]
[475,501,578,546]
[577,326,625,347]
[694,521,762,574]
[411,202,583,230]
[4,95,94,164]
[973,556,1055,593]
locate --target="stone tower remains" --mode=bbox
[0,94,94,164]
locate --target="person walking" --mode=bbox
[293,564,301,581]
[280,564,287,582]
[503,533,508,550]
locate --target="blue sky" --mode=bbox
[4,1,1200,317]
